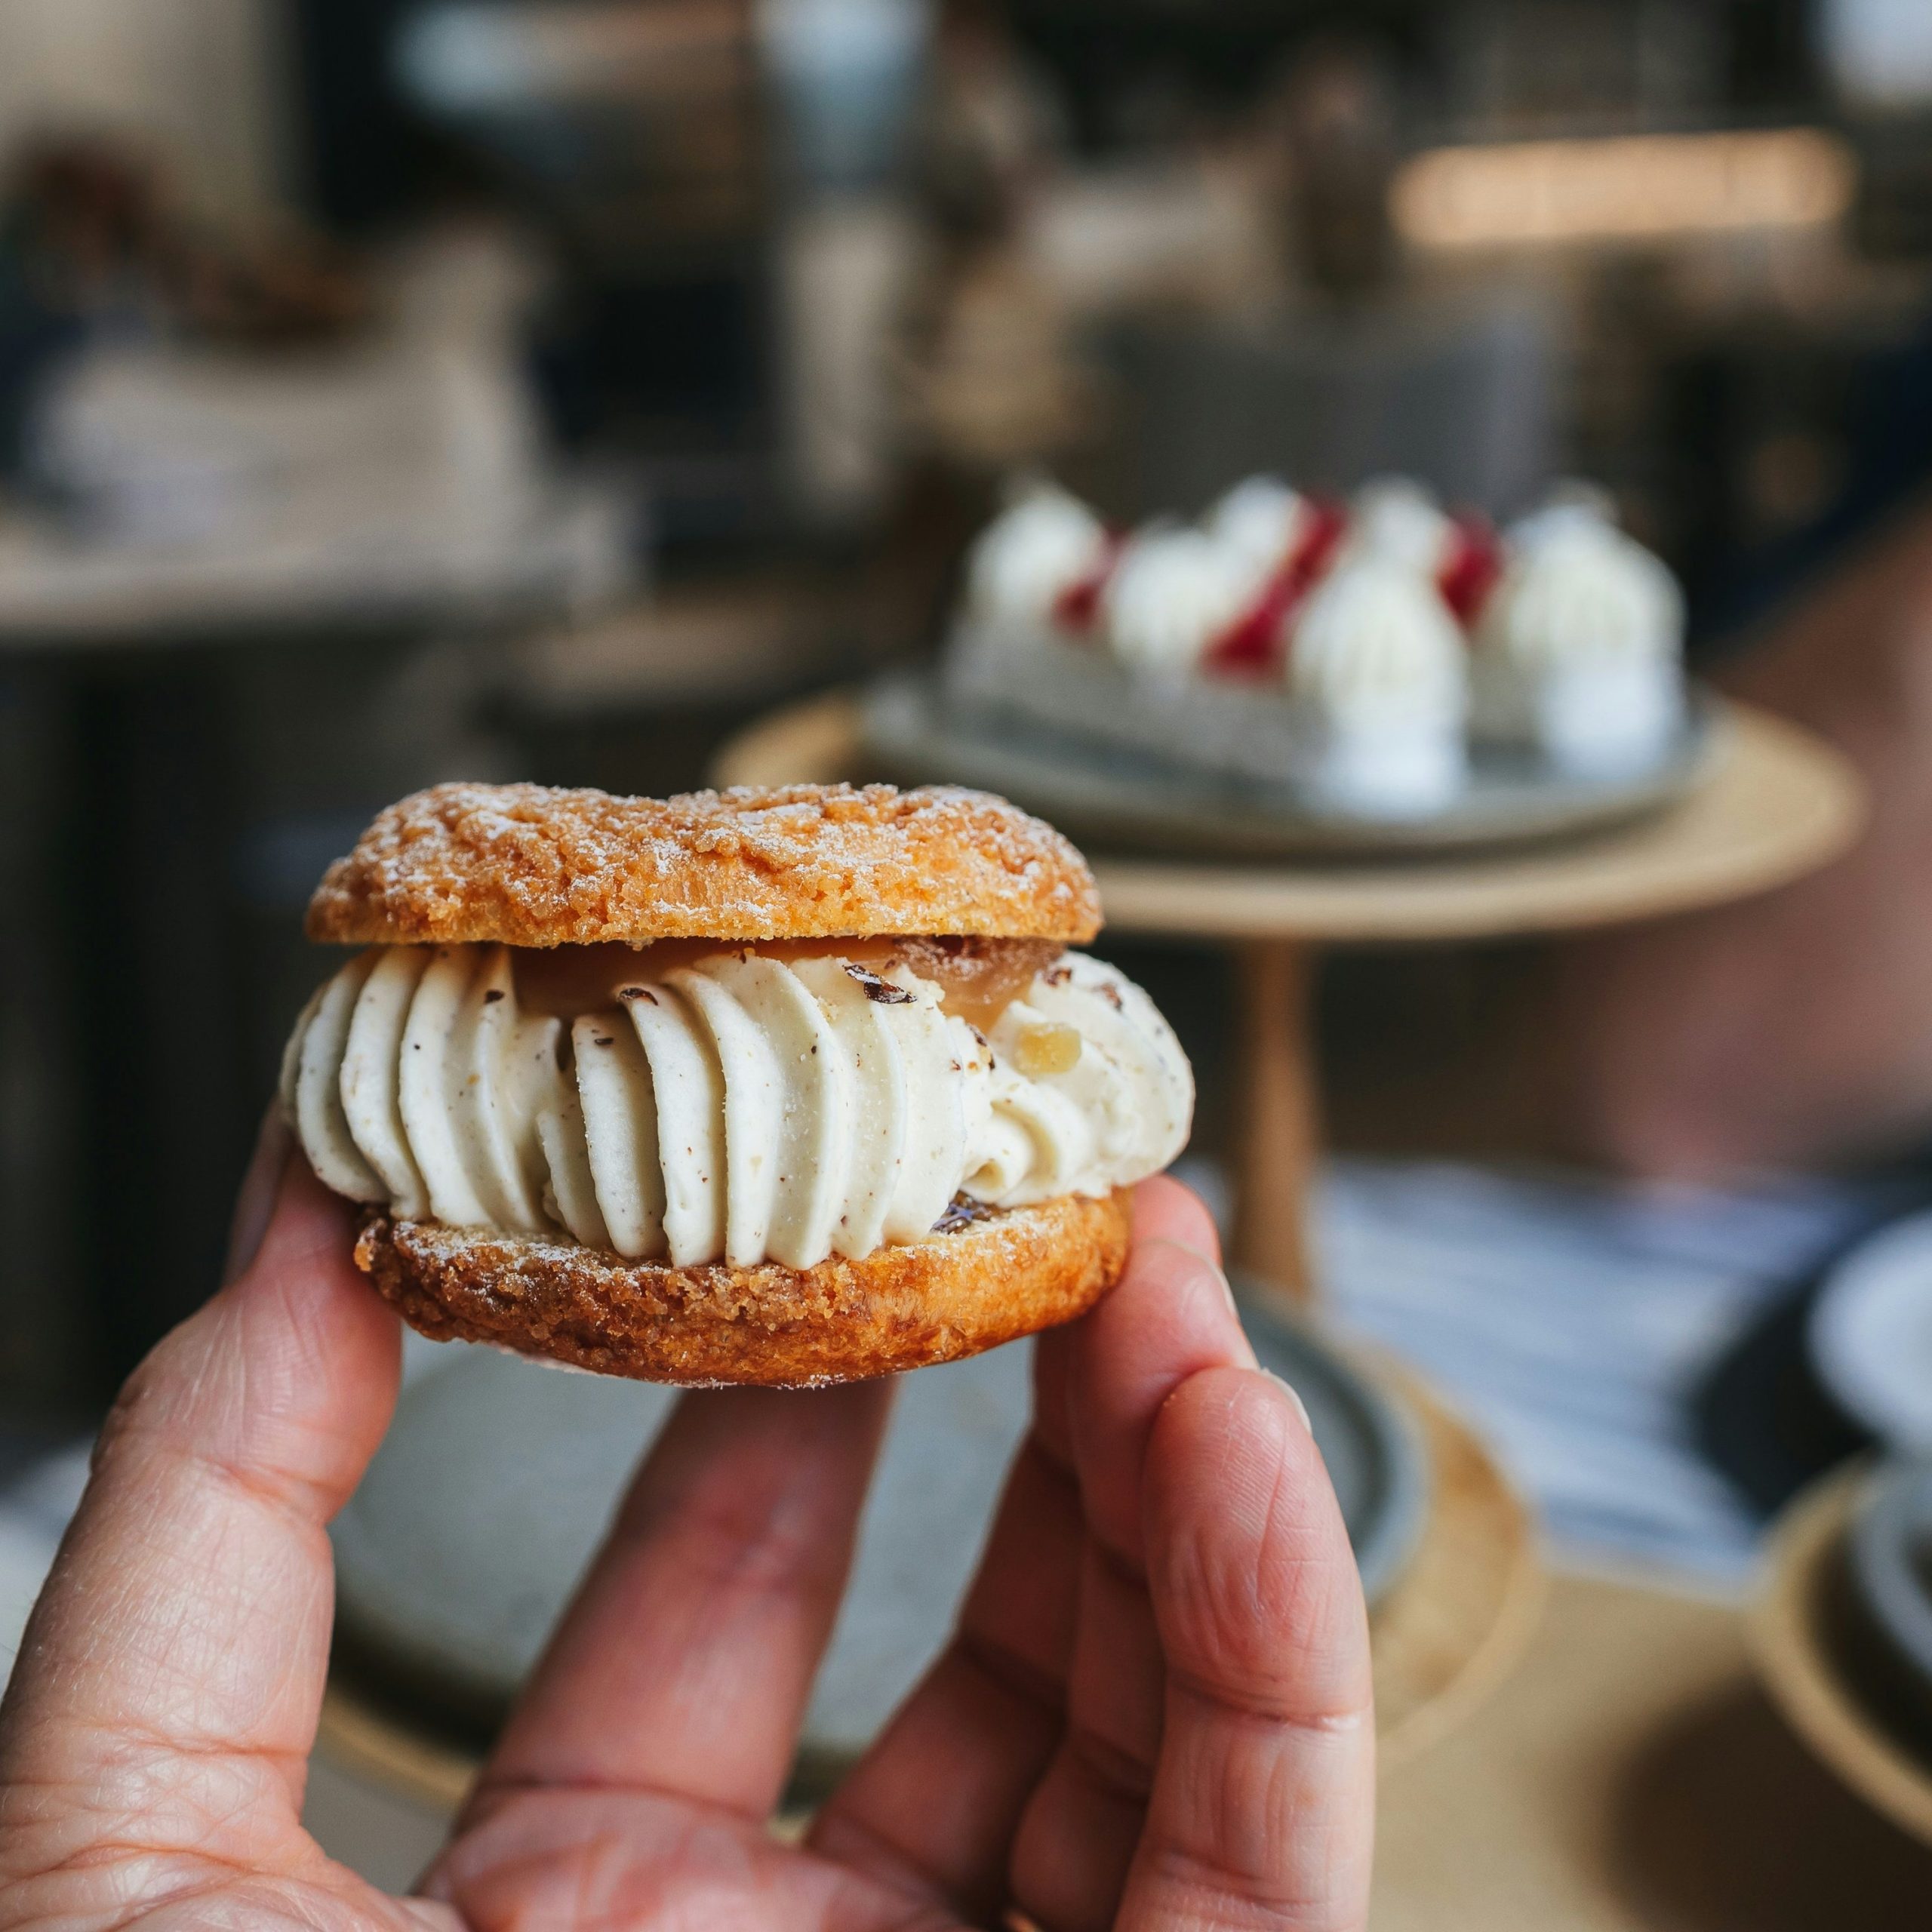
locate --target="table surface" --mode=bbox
[715,694,1866,943]
[1374,1570,1932,1930]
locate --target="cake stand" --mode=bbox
[714,693,1864,1306]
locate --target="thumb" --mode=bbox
[0,1146,400,1878]
[1120,1365,1375,1931]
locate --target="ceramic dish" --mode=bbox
[861,672,1719,860]
[1751,1464,1932,1848]
[1846,1461,1932,1733]
[1810,1211,1932,1454]
[331,1298,1428,1759]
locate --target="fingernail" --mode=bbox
[1201,1260,1261,1369]
[1265,1370,1313,1435]
[224,1105,293,1285]
[1167,1240,1237,1311]
[1201,1254,1240,1322]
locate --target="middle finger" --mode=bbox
[472,1378,891,1821]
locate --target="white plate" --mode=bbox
[1847,1460,1932,1726]
[1810,1211,1932,1452]
[864,672,1718,860]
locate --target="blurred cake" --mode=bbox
[946,469,1685,819]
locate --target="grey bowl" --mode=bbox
[1238,1287,1429,1605]
[331,1303,1429,1760]
[1847,1460,1932,1734]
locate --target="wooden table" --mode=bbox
[715,694,1865,1303]
[1374,1568,1932,1929]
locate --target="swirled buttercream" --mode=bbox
[966,481,1114,637]
[1343,478,1456,574]
[1289,556,1466,721]
[1104,525,1254,675]
[284,943,1192,1269]
[1206,475,1316,580]
[1284,555,1469,816]
[1469,499,1685,772]
[1475,503,1683,674]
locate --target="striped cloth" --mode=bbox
[1309,1156,1909,1588]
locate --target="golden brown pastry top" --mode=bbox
[306,780,1103,949]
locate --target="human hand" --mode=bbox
[0,1123,1373,1930]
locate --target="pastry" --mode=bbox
[282,782,1193,1386]
[1471,491,1684,775]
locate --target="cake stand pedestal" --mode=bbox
[715,695,1863,1306]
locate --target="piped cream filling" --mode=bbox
[282,942,1193,1270]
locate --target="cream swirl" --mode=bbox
[1476,503,1683,673]
[284,943,1192,1269]
[1341,477,1456,574]
[965,481,1112,635]
[1289,555,1466,724]
[1206,475,1315,579]
[1103,525,1253,675]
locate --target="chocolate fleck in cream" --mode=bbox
[935,1194,996,1233]
[844,962,916,1004]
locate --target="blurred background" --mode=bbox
[12,0,1932,1911]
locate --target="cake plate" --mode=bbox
[867,670,1718,860]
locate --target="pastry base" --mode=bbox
[354,1190,1132,1387]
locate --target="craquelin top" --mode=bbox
[306,780,1104,949]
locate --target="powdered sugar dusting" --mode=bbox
[308,781,1103,949]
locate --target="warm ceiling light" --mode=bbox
[1392,129,1859,250]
